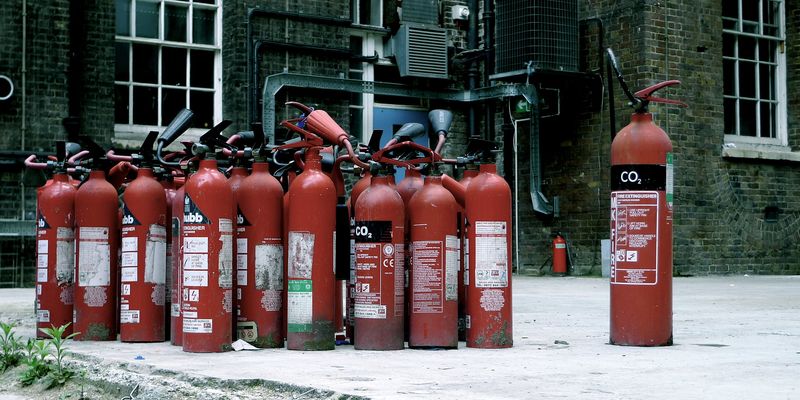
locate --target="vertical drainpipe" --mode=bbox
[20,0,27,222]
[467,0,478,139]
[482,0,495,142]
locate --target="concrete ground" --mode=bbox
[0,275,798,399]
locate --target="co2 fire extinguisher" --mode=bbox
[27,142,76,338]
[607,49,686,346]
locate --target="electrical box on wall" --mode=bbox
[451,5,470,21]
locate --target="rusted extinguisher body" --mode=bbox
[610,112,673,346]
[552,235,567,275]
[119,168,167,342]
[170,184,185,345]
[354,174,405,350]
[285,148,336,351]
[74,170,120,341]
[236,162,284,348]
[408,176,458,348]
[182,158,234,352]
[35,173,76,337]
[464,164,513,348]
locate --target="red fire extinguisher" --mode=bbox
[280,119,337,351]
[552,233,568,276]
[442,139,513,348]
[235,137,285,348]
[405,149,458,348]
[117,132,168,342]
[155,109,195,346]
[74,157,121,341]
[353,163,405,350]
[607,49,685,346]
[457,166,478,341]
[27,142,76,338]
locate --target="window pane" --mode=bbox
[724,98,737,135]
[190,90,214,128]
[133,86,158,125]
[195,0,215,4]
[759,39,775,62]
[115,42,130,82]
[193,8,215,45]
[723,33,735,57]
[722,0,737,19]
[162,47,187,86]
[739,100,757,136]
[135,0,159,39]
[115,85,129,124]
[190,50,214,88]
[739,61,756,98]
[759,64,774,100]
[132,43,158,84]
[742,0,759,22]
[760,103,774,138]
[739,36,755,60]
[723,60,735,96]
[763,0,777,26]
[165,4,187,42]
[162,88,186,125]
[116,0,131,36]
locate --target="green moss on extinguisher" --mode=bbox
[83,323,111,341]
[303,320,335,351]
[254,333,282,349]
[490,321,512,347]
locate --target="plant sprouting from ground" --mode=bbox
[40,323,79,388]
[0,321,24,372]
[19,337,52,386]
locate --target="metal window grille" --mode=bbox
[722,0,785,142]
[495,0,579,75]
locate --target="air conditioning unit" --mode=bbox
[393,25,448,79]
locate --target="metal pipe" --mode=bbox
[467,0,479,139]
[261,72,540,144]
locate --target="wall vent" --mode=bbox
[495,0,579,75]
[401,0,439,25]
[394,25,448,79]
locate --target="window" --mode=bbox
[722,0,786,146]
[115,0,221,143]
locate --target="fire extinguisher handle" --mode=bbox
[371,141,441,166]
[634,80,688,108]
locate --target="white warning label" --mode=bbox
[474,221,508,288]
[120,309,140,324]
[145,224,167,284]
[288,232,314,279]
[78,227,111,286]
[183,318,213,333]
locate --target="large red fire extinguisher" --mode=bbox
[180,121,235,353]
[236,142,285,348]
[74,160,120,341]
[118,132,168,342]
[607,49,685,346]
[552,233,568,276]
[353,163,405,350]
[27,143,76,337]
[408,172,458,348]
[443,140,513,348]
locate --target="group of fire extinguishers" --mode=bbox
[28,102,513,353]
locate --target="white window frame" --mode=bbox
[722,0,787,149]
[114,0,222,148]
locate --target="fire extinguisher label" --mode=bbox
[183,318,213,333]
[610,191,659,285]
[411,240,445,313]
[287,279,312,332]
[474,221,509,288]
[445,235,459,301]
[36,310,50,323]
[611,165,667,191]
[219,233,233,288]
[121,204,141,226]
[144,224,167,284]
[666,153,674,208]
[254,244,283,292]
[288,232,314,279]
[55,227,74,285]
[120,309,140,324]
[183,195,210,224]
[77,227,111,286]
[354,221,392,243]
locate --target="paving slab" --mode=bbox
[0,275,798,399]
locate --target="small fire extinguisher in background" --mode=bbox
[552,233,568,276]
